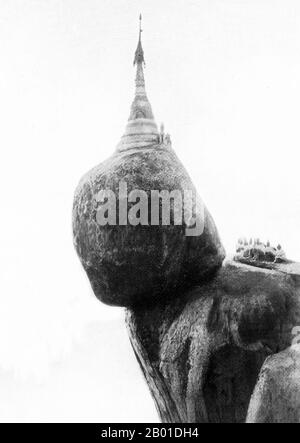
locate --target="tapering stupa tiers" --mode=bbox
[117,15,159,151]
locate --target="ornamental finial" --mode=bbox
[134,14,145,66]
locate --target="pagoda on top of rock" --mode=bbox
[73,16,225,307]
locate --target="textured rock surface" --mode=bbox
[246,345,300,423]
[73,145,225,307]
[126,260,300,423]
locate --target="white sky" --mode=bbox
[0,0,300,422]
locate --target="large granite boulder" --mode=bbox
[126,260,300,423]
[73,144,225,307]
[246,345,300,423]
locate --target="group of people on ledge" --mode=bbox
[235,238,287,264]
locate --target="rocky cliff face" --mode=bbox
[247,345,300,423]
[126,260,300,423]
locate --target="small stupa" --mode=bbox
[118,14,160,152]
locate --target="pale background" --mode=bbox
[0,0,299,422]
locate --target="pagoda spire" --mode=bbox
[134,14,145,66]
[117,15,159,152]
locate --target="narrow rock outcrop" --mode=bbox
[126,260,300,423]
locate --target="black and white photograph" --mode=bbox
[1,0,300,426]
